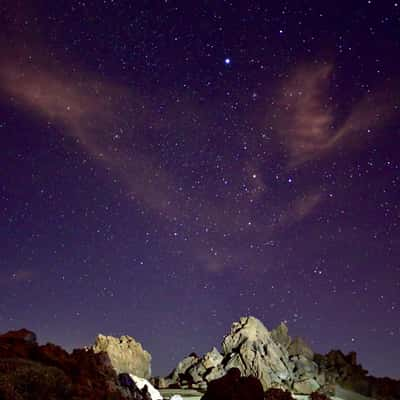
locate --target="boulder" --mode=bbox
[293,377,320,394]
[92,333,151,379]
[291,354,319,383]
[265,388,295,400]
[221,316,293,390]
[201,368,264,400]
[310,392,331,400]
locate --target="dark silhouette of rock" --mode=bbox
[314,350,400,399]
[1,328,37,343]
[310,392,331,400]
[264,388,295,400]
[201,368,264,400]
[0,328,127,399]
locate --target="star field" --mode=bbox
[0,0,399,378]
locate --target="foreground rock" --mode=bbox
[201,367,264,400]
[265,388,295,400]
[92,333,152,379]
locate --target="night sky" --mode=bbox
[1,0,399,379]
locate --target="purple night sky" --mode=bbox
[0,0,399,379]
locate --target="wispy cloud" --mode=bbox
[0,56,182,218]
[0,53,333,273]
[275,63,397,167]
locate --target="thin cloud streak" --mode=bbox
[0,54,329,272]
[275,63,397,167]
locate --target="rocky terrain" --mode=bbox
[0,328,157,400]
[159,316,400,400]
[0,316,399,400]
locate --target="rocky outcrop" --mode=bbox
[162,315,400,400]
[315,350,400,399]
[164,317,294,392]
[92,333,152,379]
[221,317,293,390]
[0,328,126,399]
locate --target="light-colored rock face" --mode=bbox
[202,347,223,369]
[169,354,199,382]
[271,322,291,349]
[92,334,151,379]
[221,316,293,390]
[162,316,326,395]
[293,377,320,394]
[288,337,314,360]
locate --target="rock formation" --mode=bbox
[92,333,152,379]
[162,316,400,399]
[221,316,293,390]
[0,329,125,399]
[0,328,158,400]
[163,317,295,392]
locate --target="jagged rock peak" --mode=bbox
[92,333,152,379]
[221,316,293,390]
[271,321,291,349]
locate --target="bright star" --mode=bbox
[224,58,231,65]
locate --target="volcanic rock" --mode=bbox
[92,333,152,379]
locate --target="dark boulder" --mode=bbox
[310,392,332,400]
[201,368,264,400]
[265,388,295,400]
